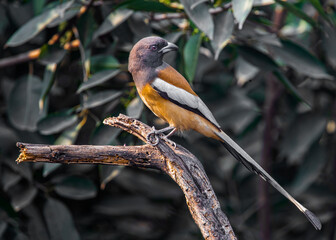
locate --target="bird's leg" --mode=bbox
[165,128,177,138]
[146,126,176,147]
[162,128,177,148]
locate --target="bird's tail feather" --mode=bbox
[214,130,321,230]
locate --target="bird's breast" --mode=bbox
[139,84,190,130]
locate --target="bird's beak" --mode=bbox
[159,42,178,54]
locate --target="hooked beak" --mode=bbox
[159,42,178,54]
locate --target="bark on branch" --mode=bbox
[16,114,237,240]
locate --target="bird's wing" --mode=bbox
[156,63,197,96]
[151,78,221,129]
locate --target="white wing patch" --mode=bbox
[151,78,220,128]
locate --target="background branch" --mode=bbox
[16,114,237,240]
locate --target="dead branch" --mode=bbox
[16,114,237,240]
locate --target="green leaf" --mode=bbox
[164,32,183,43]
[238,46,278,71]
[0,121,18,156]
[291,143,326,195]
[24,204,49,240]
[235,57,259,85]
[308,0,330,22]
[43,163,62,177]
[8,75,46,131]
[54,176,97,200]
[113,168,181,198]
[10,183,37,212]
[238,46,310,105]
[4,151,33,181]
[126,97,144,119]
[128,12,152,39]
[232,0,254,29]
[90,55,120,72]
[122,0,177,12]
[184,33,202,82]
[0,222,6,239]
[322,23,336,68]
[47,3,82,28]
[274,0,316,27]
[44,198,80,240]
[269,40,333,79]
[214,90,258,133]
[253,0,274,6]
[38,45,67,65]
[180,0,214,39]
[94,195,171,218]
[273,70,310,107]
[81,90,122,109]
[5,1,74,47]
[99,166,124,190]
[77,69,120,93]
[90,124,121,145]
[54,121,83,145]
[76,8,96,47]
[33,0,46,15]
[279,112,327,164]
[93,9,133,40]
[39,63,57,111]
[0,8,8,34]
[212,11,234,60]
[38,112,78,135]
[2,168,22,191]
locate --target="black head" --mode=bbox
[128,36,178,73]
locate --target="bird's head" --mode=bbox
[128,36,178,73]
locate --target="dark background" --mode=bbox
[0,0,335,239]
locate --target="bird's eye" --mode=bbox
[150,45,158,51]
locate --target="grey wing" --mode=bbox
[151,78,220,128]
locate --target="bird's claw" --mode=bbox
[146,127,177,148]
[146,127,160,146]
[163,136,177,149]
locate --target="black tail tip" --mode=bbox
[304,209,322,230]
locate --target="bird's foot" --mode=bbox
[146,127,160,146]
[163,136,177,149]
[146,126,177,148]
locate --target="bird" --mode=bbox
[128,36,321,230]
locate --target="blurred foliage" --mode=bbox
[0,0,335,239]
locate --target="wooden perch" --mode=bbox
[16,114,237,240]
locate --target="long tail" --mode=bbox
[214,130,321,230]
